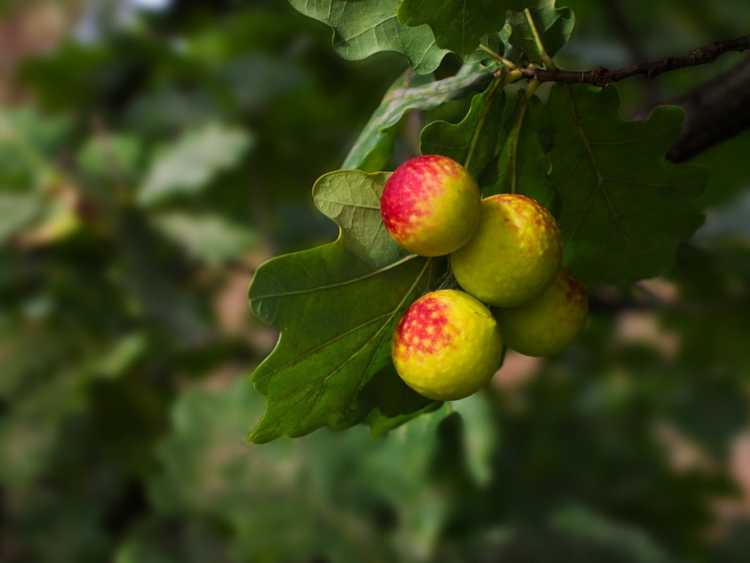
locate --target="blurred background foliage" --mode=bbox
[1,1,750,562]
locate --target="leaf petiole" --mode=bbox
[464,75,505,171]
[524,8,556,70]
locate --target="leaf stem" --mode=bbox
[507,93,530,195]
[517,34,750,86]
[524,8,556,70]
[464,75,504,171]
[526,78,540,98]
[479,44,517,71]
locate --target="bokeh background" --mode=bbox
[2,1,750,562]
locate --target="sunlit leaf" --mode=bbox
[312,170,402,268]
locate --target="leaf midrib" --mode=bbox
[298,258,433,427]
[252,254,419,301]
[254,258,430,390]
[317,197,381,210]
[565,86,629,244]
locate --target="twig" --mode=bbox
[473,35,750,163]
[516,35,750,86]
[479,44,516,70]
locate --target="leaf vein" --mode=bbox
[252,254,418,301]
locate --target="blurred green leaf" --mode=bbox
[452,394,499,486]
[669,376,748,458]
[0,108,71,157]
[151,377,456,562]
[223,53,307,112]
[0,108,70,191]
[0,367,87,488]
[139,123,254,206]
[551,504,672,563]
[89,332,149,380]
[78,134,143,186]
[154,212,256,266]
[114,520,229,563]
[0,192,42,243]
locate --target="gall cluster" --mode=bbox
[380,155,588,401]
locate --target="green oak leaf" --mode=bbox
[344,60,492,170]
[288,0,448,74]
[501,0,575,65]
[399,0,534,56]
[489,91,554,207]
[249,241,438,442]
[251,167,452,441]
[362,366,441,437]
[420,78,506,179]
[313,170,404,268]
[545,85,705,285]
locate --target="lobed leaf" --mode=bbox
[313,170,404,268]
[251,171,444,441]
[343,60,492,170]
[501,0,575,64]
[362,366,442,437]
[249,240,438,442]
[399,0,535,56]
[544,85,705,285]
[288,0,448,74]
[489,91,554,207]
[420,78,506,179]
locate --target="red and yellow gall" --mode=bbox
[392,289,503,401]
[498,271,588,357]
[451,194,562,307]
[380,155,481,257]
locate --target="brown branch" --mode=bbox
[667,55,750,162]
[478,34,750,161]
[517,35,750,86]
